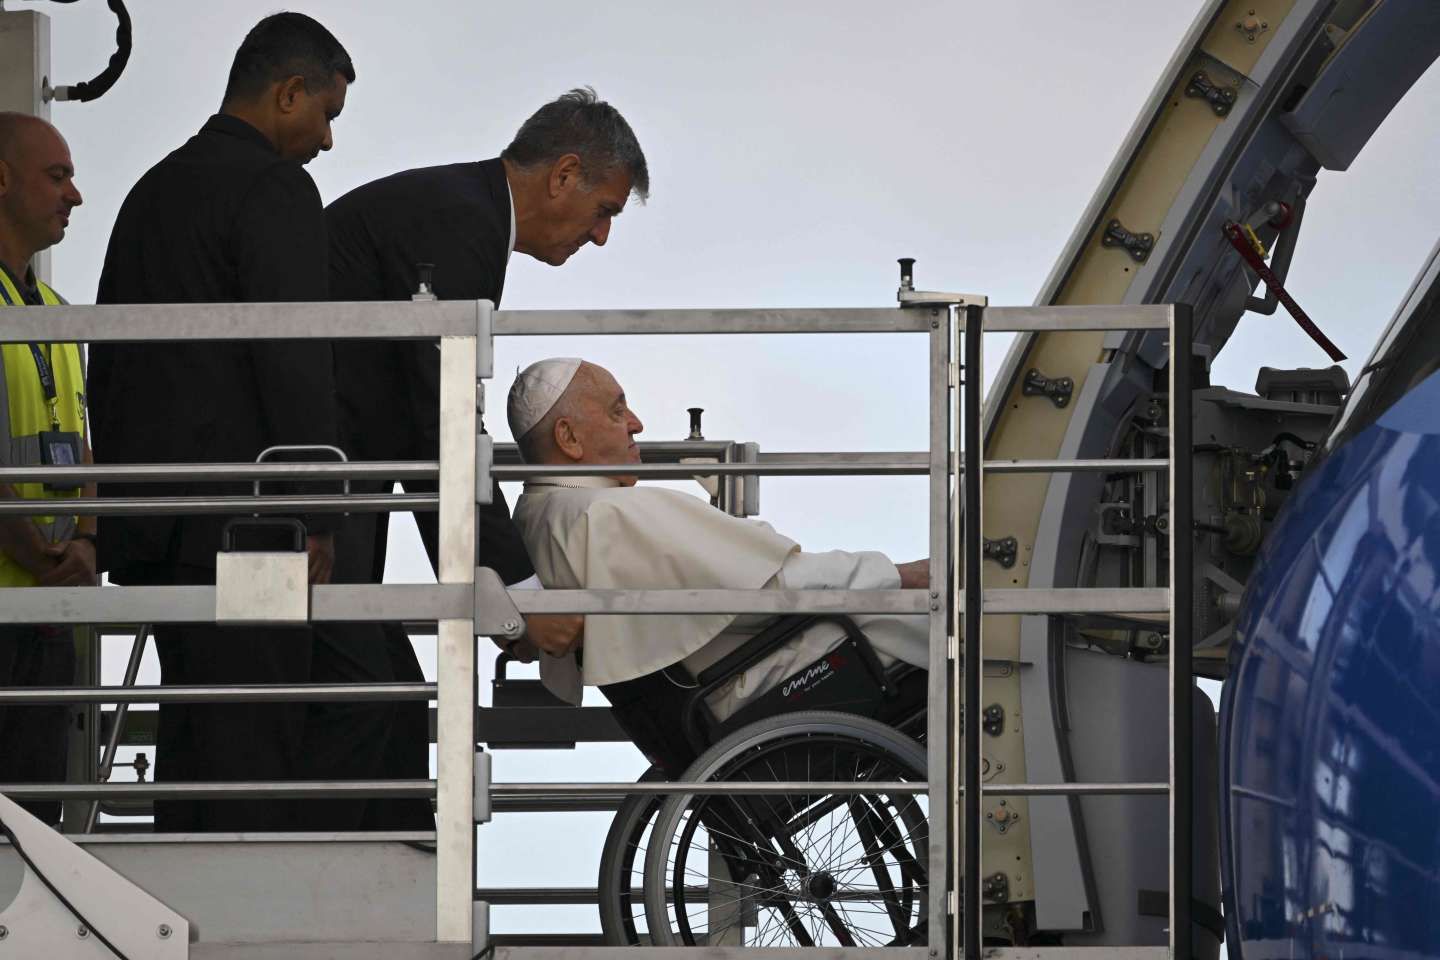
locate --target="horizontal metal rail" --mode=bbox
[488,304,1174,336]
[472,885,897,905]
[0,300,487,343]
[984,782,1168,796]
[497,461,930,478]
[0,455,1165,487]
[0,583,472,625]
[0,781,436,800]
[492,795,624,813]
[513,587,1170,616]
[0,780,1169,801]
[0,682,437,705]
[0,585,1169,624]
[0,460,436,485]
[966,587,1170,614]
[493,307,934,336]
[477,886,609,906]
[984,458,1167,474]
[974,304,1173,331]
[491,781,926,796]
[0,493,432,517]
[510,588,930,616]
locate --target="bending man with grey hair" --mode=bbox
[325,89,648,827]
[507,358,929,770]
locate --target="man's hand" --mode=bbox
[36,537,97,587]
[523,614,584,657]
[897,559,930,590]
[495,636,540,663]
[307,532,335,585]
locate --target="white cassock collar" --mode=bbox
[524,475,624,491]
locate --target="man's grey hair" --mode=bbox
[502,87,649,202]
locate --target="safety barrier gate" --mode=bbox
[0,297,1192,959]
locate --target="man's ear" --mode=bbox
[553,416,584,461]
[547,154,583,199]
[275,75,308,115]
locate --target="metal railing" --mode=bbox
[0,297,1192,958]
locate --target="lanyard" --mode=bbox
[27,343,63,430]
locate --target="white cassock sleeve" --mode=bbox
[529,487,800,694]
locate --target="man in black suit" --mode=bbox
[87,13,370,832]
[325,88,648,826]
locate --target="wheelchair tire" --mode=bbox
[642,710,929,947]
[597,765,666,944]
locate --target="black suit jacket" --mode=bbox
[89,115,341,581]
[326,158,534,585]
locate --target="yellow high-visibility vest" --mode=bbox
[0,269,86,588]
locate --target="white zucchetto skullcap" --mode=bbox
[508,357,583,440]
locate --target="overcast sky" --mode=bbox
[32,0,1439,937]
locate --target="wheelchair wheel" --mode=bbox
[598,765,666,944]
[642,710,928,947]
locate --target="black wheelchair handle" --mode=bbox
[219,517,307,554]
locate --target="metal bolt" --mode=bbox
[930,591,939,599]
[501,619,520,634]
[77,924,90,939]
[930,602,940,611]
[158,923,173,939]
[0,924,8,940]
[931,319,940,329]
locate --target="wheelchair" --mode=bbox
[593,614,930,947]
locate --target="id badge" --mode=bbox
[38,430,82,492]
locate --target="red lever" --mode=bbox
[1223,220,1345,362]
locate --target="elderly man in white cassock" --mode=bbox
[507,358,930,771]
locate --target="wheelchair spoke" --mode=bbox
[848,795,908,934]
[647,722,929,947]
[817,899,858,946]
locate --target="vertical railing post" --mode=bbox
[1169,303,1194,959]
[435,331,479,942]
[961,304,985,960]
[925,305,953,953]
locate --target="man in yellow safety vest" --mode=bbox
[0,112,92,827]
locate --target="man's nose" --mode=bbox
[628,411,644,435]
[320,126,334,153]
[65,182,83,207]
[590,217,611,247]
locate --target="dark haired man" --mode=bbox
[324,88,648,827]
[87,12,361,832]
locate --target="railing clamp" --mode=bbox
[1101,218,1155,263]
[1185,70,1238,116]
[473,567,524,640]
[1022,368,1074,408]
[983,535,1018,568]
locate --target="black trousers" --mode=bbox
[150,564,400,832]
[331,496,434,831]
[600,669,703,777]
[0,625,76,827]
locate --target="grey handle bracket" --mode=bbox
[473,566,524,639]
